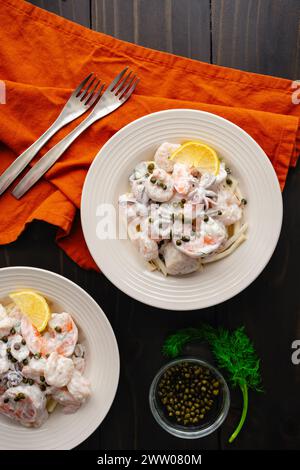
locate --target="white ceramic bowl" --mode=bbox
[0,266,119,450]
[82,109,282,310]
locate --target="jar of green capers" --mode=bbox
[149,358,230,439]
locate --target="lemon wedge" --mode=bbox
[170,141,220,175]
[9,290,50,332]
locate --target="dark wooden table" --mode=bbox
[2,0,300,450]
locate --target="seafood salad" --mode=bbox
[0,293,90,428]
[119,141,248,276]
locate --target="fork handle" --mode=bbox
[12,114,101,199]
[0,118,67,196]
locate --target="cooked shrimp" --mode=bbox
[20,315,43,355]
[129,162,151,204]
[0,316,17,338]
[8,334,29,362]
[216,189,242,226]
[131,180,149,205]
[0,384,47,428]
[44,352,74,388]
[138,233,158,261]
[43,313,78,357]
[51,388,81,414]
[119,194,149,223]
[120,145,247,275]
[173,163,194,195]
[67,369,91,403]
[174,217,227,258]
[0,342,9,375]
[154,142,180,173]
[145,169,174,202]
[22,357,47,382]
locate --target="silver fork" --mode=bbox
[0,73,103,196]
[12,67,139,199]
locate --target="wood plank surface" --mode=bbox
[2,0,300,450]
[211,0,300,79]
[28,0,91,27]
[91,0,211,61]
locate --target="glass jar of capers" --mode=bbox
[149,358,230,439]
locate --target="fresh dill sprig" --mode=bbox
[163,325,262,443]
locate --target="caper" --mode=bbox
[10,327,16,335]
[204,215,209,222]
[21,339,26,346]
[226,178,232,185]
[28,379,34,386]
[157,361,222,428]
[3,398,9,404]
[182,236,190,242]
[176,239,182,246]
[23,358,28,365]
[150,176,157,184]
[218,210,222,215]
[2,336,8,343]
[241,198,247,205]
[147,163,155,173]
[40,384,46,392]
[34,353,41,359]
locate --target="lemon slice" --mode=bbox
[170,141,220,175]
[9,290,50,332]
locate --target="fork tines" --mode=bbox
[74,72,104,106]
[107,67,139,102]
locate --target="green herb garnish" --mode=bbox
[163,325,262,443]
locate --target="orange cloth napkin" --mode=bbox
[0,0,299,270]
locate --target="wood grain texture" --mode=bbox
[217,162,300,449]
[28,0,91,27]
[5,0,300,450]
[91,0,211,61]
[212,0,300,79]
